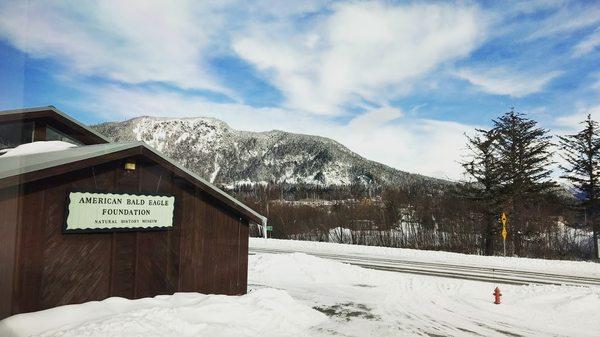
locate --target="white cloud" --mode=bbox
[554,105,600,130]
[347,106,403,130]
[78,85,473,180]
[233,2,484,115]
[526,2,600,40]
[0,0,231,93]
[336,116,473,180]
[455,68,562,97]
[573,28,600,57]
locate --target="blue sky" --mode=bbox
[1,0,599,179]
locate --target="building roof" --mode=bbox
[0,106,110,144]
[0,141,266,225]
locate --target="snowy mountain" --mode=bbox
[92,116,448,189]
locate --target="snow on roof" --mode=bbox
[0,141,77,157]
[0,142,139,180]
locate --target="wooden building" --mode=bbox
[0,106,266,319]
[0,106,110,149]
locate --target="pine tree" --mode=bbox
[492,108,556,255]
[493,108,556,202]
[559,114,600,259]
[463,108,556,255]
[461,128,502,255]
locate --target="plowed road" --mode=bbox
[249,247,600,287]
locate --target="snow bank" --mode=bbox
[250,238,600,278]
[1,141,76,157]
[0,289,326,337]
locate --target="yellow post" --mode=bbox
[501,212,508,256]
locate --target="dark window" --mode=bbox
[0,121,34,150]
[46,126,82,145]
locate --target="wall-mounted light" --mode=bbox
[124,161,136,171]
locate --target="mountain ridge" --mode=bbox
[91,116,451,189]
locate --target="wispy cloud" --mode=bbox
[0,0,232,94]
[572,28,600,57]
[455,67,562,97]
[233,2,485,115]
[525,2,600,40]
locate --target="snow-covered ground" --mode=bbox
[250,252,600,336]
[250,238,600,278]
[2,241,600,336]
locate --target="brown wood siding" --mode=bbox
[176,183,199,292]
[15,183,45,313]
[38,164,114,309]
[33,120,47,141]
[238,220,249,295]
[0,185,19,319]
[200,194,249,295]
[0,156,250,319]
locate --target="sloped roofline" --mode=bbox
[0,106,110,144]
[0,141,266,225]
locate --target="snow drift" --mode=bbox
[0,289,326,337]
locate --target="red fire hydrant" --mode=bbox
[493,287,502,304]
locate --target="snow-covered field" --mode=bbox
[2,241,600,337]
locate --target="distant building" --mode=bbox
[0,106,266,319]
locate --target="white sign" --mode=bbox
[66,192,175,232]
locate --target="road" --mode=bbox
[249,247,600,287]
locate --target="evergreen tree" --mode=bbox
[462,108,555,256]
[461,128,502,255]
[559,114,600,259]
[493,108,556,202]
[492,108,556,255]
